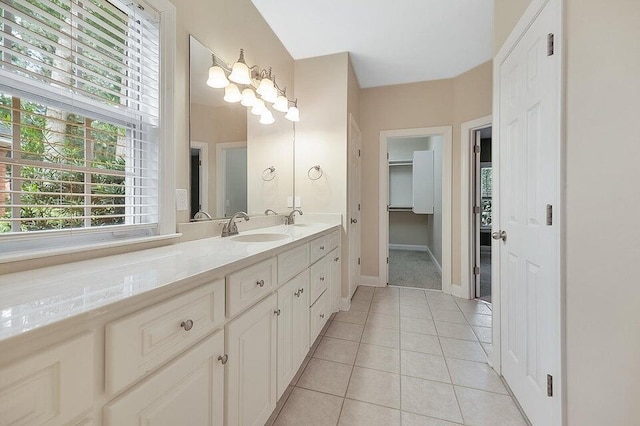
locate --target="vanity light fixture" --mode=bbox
[241,88,256,106]
[223,83,242,103]
[228,49,252,85]
[206,47,300,124]
[206,54,229,88]
[285,100,300,122]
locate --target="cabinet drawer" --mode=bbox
[309,236,329,264]
[309,290,329,345]
[105,280,225,396]
[326,230,340,252]
[278,243,309,285]
[104,330,224,426]
[227,258,277,317]
[309,257,329,306]
[0,333,94,426]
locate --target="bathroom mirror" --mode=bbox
[189,36,294,219]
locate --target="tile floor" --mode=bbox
[266,286,529,426]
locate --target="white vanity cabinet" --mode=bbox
[276,271,310,398]
[0,333,94,426]
[103,330,225,426]
[225,293,278,426]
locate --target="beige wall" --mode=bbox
[359,61,492,284]
[564,0,640,423]
[493,0,532,52]
[171,0,295,224]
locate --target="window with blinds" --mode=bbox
[0,0,161,241]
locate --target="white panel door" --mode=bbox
[412,150,434,214]
[497,0,560,424]
[226,294,278,426]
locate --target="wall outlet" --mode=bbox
[176,189,188,211]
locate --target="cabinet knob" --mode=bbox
[299,288,304,294]
[218,354,228,365]
[180,319,194,331]
[320,246,325,250]
[256,279,265,287]
[294,290,301,297]
[320,313,325,319]
[320,276,325,282]
[334,257,340,262]
[274,309,281,316]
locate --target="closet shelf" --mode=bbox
[388,206,413,212]
[389,160,413,166]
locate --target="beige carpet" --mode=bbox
[388,249,441,290]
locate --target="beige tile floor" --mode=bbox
[266,286,529,426]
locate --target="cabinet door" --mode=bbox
[328,248,341,311]
[103,330,225,426]
[276,272,309,398]
[309,257,329,305]
[226,294,278,426]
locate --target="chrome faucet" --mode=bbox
[221,212,250,237]
[192,210,212,221]
[264,209,278,215]
[285,209,303,225]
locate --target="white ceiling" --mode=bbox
[251,0,494,88]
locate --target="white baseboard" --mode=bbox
[388,244,428,252]
[424,245,443,276]
[360,275,384,287]
[339,297,351,311]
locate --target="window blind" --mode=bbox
[0,0,160,238]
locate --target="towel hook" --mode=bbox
[307,165,323,181]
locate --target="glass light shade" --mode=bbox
[256,78,275,97]
[223,83,242,103]
[260,108,275,125]
[285,105,300,122]
[273,95,289,112]
[251,99,266,116]
[262,85,278,104]
[241,88,256,107]
[228,61,252,85]
[206,65,229,88]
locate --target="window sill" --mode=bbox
[0,233,182,266]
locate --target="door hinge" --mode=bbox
[547,374,553,397]
[546,204,553,226]
[387,153,389,160]
[357,257,361,265]
[199,160,202,166]
[358,203,361,211]
[473,206,481,214]
[387,257,389,264]
[473,145,481,154]
[358,149,361,157]
[547,33,555,56]
[473,266,480,275]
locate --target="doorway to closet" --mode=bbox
[386,135,442,289]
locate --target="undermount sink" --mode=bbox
[231,233,290,243]
[291,223,316,227]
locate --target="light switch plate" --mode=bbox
[287,196,302,208]
[176,189,188,211]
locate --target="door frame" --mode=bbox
[190,141,209,214]
[459,115,492,300]
[347,114,362,303]
[493,0,565,423]
[215,141,247,217]
[378,126,452,294]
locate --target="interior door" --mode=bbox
[348,115,362,297]
[497,1,560,424]
[473,130,482,297]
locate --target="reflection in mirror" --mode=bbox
[189,36,247,219]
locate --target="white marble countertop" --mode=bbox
[0,223,339,343]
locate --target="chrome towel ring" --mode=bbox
[262,166,276,181]
[308,165,323,180]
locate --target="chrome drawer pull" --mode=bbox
[320,276,325,282]
[294,290,301,297]
[180,319,194,331]
[299,288,304,293]
[320,313,325,319]
[218,354,228,365]
[257,279,265,287]
[274,309,281,316]
[320,246,325,250]
[334,257,340,261]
